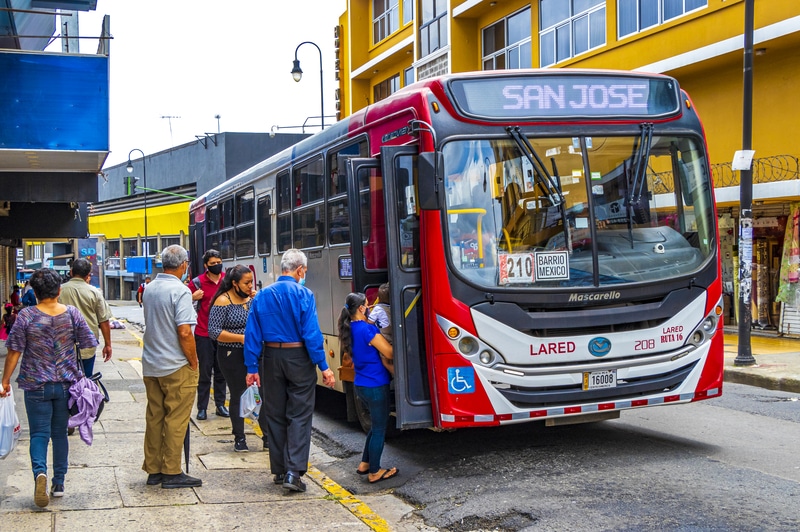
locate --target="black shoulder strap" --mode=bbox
[67,307,84,378]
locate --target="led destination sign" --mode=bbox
[449,74,681,120]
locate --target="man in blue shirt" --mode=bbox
[245,248,335,493]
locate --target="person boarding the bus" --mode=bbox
[244,248,336,493]
[190,249,229,421]
[339,292,398,483]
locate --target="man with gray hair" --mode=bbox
[141,245,201,489]
[245,248,335,493]
[58,258,113,377]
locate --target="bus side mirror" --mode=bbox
[418,151,444,210]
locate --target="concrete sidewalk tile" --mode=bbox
[54,500,368,530]
[197,470,328,504]
[106,389,137,403]
[0,511,52,528]
[69,434,145,468]
[114,466,199,507]
[1,465,121,512]
[198,450,270,470]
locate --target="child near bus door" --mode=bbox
[367,283,393,376]
[338,293,398,484]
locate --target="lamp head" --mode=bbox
[126,161,134,174]
[291,60,303,82]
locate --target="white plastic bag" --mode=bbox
[0,388,21,459]
[239,384,262,421]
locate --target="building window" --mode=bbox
[618,0,707,39]
[161,237,180,248]
[374,74,400,102]
[403,0,413,25]
[420,0,448,58]
[540,0,605,67]
[483,8,532,70]
[404,66,415,86]
[374,0,400,44]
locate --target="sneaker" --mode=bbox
[262,437,269,451]
[234,438,249,452]
[51,483,64,497]
[34,473,49,507]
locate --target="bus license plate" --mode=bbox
[583,369,617,390]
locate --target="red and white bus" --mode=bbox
[189,69,723,431]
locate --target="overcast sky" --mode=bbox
[50,1,346,167]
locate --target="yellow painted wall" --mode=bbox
[89,202,190,240]
[342,0,800,172]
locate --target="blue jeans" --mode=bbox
[355,384,390,474]
[82,355,96,377]
[24,382,71,484]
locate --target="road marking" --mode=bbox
[241,420,389,530]
[305,465,391,532]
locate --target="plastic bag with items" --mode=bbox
[239,384,262,421]
[0,388,21,459]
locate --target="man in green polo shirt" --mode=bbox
[58,258,113,377]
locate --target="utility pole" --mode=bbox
[736,0,757,366]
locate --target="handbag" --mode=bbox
[68,372,109,420]
[68,310,109,421]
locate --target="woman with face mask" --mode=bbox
[338,292,398,484]
[207,265,268,452]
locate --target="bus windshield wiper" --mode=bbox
[506,127,564,206]
[506,126,570,251]
[626,123,654,246]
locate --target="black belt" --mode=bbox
[264,341,304,349]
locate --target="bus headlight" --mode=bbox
[458,337,479,356]
[479,350,493,364]
[686,297,722,348]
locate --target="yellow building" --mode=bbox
[337,0,800,333]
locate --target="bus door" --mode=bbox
[346,149,432,430]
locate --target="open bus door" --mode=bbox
[346,149,432,430]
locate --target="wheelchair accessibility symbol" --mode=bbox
[448,367,475,394]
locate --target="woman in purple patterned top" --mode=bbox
[0,268,97,508]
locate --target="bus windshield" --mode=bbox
[442,134,715,288]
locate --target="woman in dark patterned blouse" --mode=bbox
[208,265,268,452]
[0,268,97,508]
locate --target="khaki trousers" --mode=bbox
[142,365,199,475]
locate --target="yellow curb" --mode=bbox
[115,318,144,348]
[305,465,391,532]
[240,420,389,529]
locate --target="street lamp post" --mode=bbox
[291,41,325,130]
[126,149,149,274]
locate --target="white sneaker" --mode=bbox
[34,473,49,508]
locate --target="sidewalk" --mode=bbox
[0,315,416,531]
[723,329,800,393]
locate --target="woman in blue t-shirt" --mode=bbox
[338,292,398,484]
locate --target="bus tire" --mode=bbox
[351,384,400,436]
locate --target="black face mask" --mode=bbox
[207,264,223,275]
[233,285,249,299]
